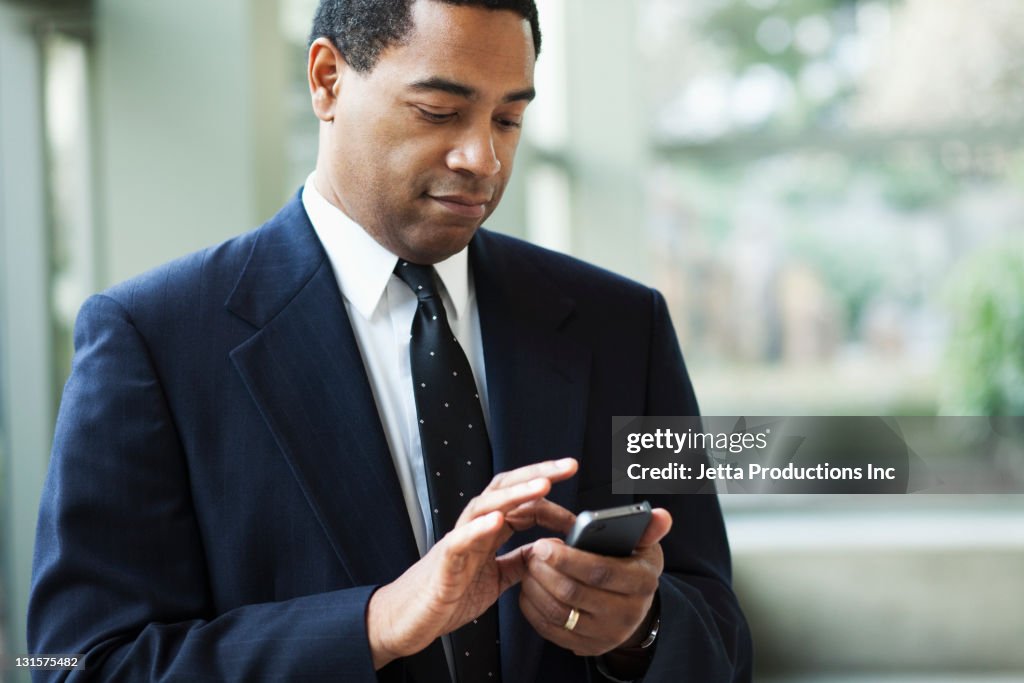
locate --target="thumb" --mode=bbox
[495,541,535,591]
[635,508,672,550]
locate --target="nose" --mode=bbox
[446,122,502,178]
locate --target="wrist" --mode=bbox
[598,596,660,682]
[366,584,403,670]
[617,593,660,650]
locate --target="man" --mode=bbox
[28,0,752,680]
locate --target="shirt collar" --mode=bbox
[301,172,471,321]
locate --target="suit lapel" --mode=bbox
[471,230,591,683]
[225,196,420,587]
[227,198,450,682]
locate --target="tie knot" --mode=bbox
[393,261,439,300]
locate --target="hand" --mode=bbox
[519,508,672,656]
[365,458,578,669]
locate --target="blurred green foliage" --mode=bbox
[876,150,957,212]
[943,241,1024,415]
[699,0,862,131]
[702,0,856,68]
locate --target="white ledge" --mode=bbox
[726,509,1024,552]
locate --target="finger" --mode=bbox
[456,477,551,527]
[425,511,506,607]
[492,519,517,553]
[635,508,672,549]
[442,510,506,576]
[522,560,655,655]
[530,540,661,597]
[485,458,578,491]
[492,499,578,586]
[525,547,636,618]
[482,500,576,559]
[520,573,586,634]
[504,498,577,534]
[519,575,610,656]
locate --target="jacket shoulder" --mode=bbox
[99,193,311,317]
[100,225,259,315]
[474,229,656,314]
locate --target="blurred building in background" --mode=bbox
[1,0,1022,681]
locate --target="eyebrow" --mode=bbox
[407,77,536,104]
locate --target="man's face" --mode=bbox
[313,0,536,264]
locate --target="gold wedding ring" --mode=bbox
[563,607,581,632]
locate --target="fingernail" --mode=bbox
[534,541,551,560]
[478,511,501,529]
[557,458,576,469]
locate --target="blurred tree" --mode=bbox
[698,0,863,132]
[943,240,1024,415]
[702,0,856,71]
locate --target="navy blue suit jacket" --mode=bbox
[29,194,752,681]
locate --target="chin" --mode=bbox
[400,223,479,264]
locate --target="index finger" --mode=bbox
[487,458,578,491]
[529,540,660,597]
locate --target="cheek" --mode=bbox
[498,133,522,167]
[334,95,405,163]
[386,137,453,186]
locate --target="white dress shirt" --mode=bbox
[302,172,491,556]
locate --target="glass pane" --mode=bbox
[44,31,95,397]
[0,434,7,673]
[280,0,320,191]
[640,0,1024,416]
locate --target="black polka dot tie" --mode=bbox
[393,261,501,683]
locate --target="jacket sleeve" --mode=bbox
[27,294,380,682]
[633,289,753,682]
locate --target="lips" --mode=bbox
[427,194,489,219]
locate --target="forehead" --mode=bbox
[375,1,535,92]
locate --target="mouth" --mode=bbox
[426,194,489,219]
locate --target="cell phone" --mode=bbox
[564,501,652,557]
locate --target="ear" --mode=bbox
[308,37,345,122]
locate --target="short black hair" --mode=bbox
[309,0,541,73]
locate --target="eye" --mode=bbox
[495,118,523,130]
[415,106,456,123]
